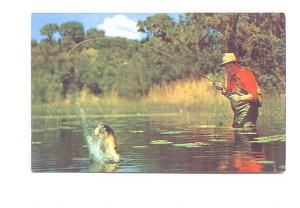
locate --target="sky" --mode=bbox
[31,13,181,42]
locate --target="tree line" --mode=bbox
[31,13,285,103]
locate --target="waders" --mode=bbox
[224,90,259,129]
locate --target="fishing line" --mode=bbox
[65,37,215,133]
[67,37,214,85]
[65,37,116,135]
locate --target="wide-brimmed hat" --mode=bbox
[220,53,241,66]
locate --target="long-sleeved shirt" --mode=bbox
[226,66,258,100]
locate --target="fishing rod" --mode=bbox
[65,37,222,132]
[65,37,117,132]
[66,37,112,74]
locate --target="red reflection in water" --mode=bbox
[233,130,266,173]
[233,152,264,173]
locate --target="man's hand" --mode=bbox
[229,94,241,102]
[229,93,254,102]
[213,81,226,92]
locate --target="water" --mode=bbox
[31,111,285,173]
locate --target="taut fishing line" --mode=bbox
[65,37,116,138]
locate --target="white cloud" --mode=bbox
[97,14,147,41]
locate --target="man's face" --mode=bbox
[224,62,238,75]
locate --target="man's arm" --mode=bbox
[230,93,254,102]
[213,81,255,102]
[213,81,226,93]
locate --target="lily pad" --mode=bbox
[60,126,76,130]
[173,143,202,148]
[72,157,89,161]
[132,145,148,149]
[195,125,217,128]
[31,141,43,145]
[209,139,228,142]
[206,134,220,138]
[32,129,44,133]
[255,160,275,164]
[194,142,209,146]
[150,139,174,145]
[160,131,185,135]
[248,135,286,143]
[47,127,60,131]
[32,127,58,132]
[130,130,145,133]
[236,132,258,135]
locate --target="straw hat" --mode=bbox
[220,53,241,66]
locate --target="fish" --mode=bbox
[86,123,120,163]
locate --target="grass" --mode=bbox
[32,79,230,115]
[146,79,225,105]
[32,78,285,119]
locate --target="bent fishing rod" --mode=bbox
[65,37,118,130]
[66,37,110,74]
[65,37,224,127]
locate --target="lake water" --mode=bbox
[31,107,285,173]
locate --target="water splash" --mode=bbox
[74,101,106,163]
[86,135,105,163]
[75,101,89,139]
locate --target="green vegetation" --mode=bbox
[208,139,227,142]
[172,142,208,148]
[132,146,149,149]
[160,130,186,135]
[150,139,174,145]
[255,160,275,164]
[32,13,285,105]
[248,135,286,143]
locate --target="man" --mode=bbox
[214,53,260,128]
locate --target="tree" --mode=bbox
[40,23,59,42]
[85,28,105,39]
[31,39,38,48]
[59,21,85,43]
[137,14,176,43]
[31,14,286,103]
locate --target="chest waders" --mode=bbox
[224,86,259,129]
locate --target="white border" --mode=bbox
[1,0,299,208]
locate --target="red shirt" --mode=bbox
[227,66,258,100]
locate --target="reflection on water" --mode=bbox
[32,112,285,173]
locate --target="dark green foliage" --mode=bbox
[31,14,285,103]
[31,39,38,48]
[85,28,105,39]
[137,14,176,42]
[40,23,59,42]
[59,21,85,43]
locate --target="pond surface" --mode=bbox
[32,111,285,173]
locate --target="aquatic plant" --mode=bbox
[132,146,149,149]
[160,130,185,135]
[150,139,174,145]
[248,135,285,143]
[172,142,208,148]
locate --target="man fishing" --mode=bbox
[214,53,260,128]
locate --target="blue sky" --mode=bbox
[31,13,181,41]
